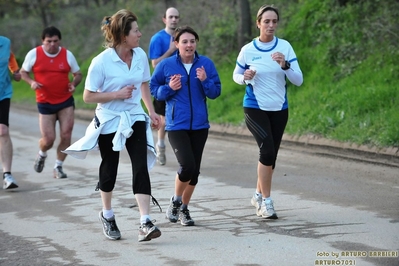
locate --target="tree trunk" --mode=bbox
[237,0,252,49]
[163,0,177,9]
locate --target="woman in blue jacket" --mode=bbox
[150,26,221,226]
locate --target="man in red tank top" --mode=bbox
[20,26,82,179]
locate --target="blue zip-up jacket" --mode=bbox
[150,51,221,131]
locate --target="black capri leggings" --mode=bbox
[168,129,209,186]
[98,121,151,194]
[244,108,288,169]
[0,98,11,126]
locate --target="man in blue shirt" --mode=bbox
[148,7,180,166]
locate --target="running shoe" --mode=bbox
[257,199,278,219]
[3,173,18,189]
[138,219,161,242]
[165,196,181,223]
[179,209,195,226]
[34,154,46,173]
[251,193,262,210]
[156,145,166,165]
[53,166,67,179]
[98,211,121,240]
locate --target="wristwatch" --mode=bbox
[281,60,291,70]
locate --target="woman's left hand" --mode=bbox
[196,66,207,81]
[149,113,161,130]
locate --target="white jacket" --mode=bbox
[63,106,156,169]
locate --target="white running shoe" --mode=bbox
[156,145,166,165]
[251,193,262,210]
[256,199,278,219]
[3,173,18,189]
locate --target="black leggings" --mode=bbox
[168,129,209,186]
[244,108,288,169]
[98,121,151,194]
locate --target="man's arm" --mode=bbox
[71,71,82,87]
[20,49,41,89]
[9,52,21,81]
[20,69,35,88]
[151,36,177,68]
[67,71,82,92]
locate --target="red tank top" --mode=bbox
[33,46,71,104]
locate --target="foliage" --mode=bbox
[4,0,399,147]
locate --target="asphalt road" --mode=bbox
[0,107,398,266]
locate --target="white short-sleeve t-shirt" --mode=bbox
[85,47,151,133]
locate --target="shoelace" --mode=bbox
[151,195,162,212]
[181,209,192,220]
[172,208,178,215]
[141,219,157,229]
[38,155,46,163]
[55,166,64,173]
[265,201,275,211]
[171,200,182,215]
[109,220,119,231]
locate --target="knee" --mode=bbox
[259,151,276,166]
[177,163,197,182]
[189,175,199,186]
[41,136,55,148]
[0,124,9,137]
[99,176,116,192]
[60,130,72,142]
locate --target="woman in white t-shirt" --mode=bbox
[67,9,161,242]
[233,5,303,220]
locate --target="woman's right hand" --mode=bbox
[118,85,136,99]
[243,69,256,81]
[169,74,182,91]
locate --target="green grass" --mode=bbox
[10,47,399,148]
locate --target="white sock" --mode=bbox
[54,160,63,169]
[39,150,47,157]
[102,209,114,219]
[157,139,165,147]
[140,215,151,224]
[255,191,261,197]
[263,197,272,202]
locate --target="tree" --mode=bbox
[237,0,252,48]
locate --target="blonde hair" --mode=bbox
[101,9,138,48]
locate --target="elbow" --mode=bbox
[209,89,221,99]
[83,90,95,104]
[291,76,303,87]
[82,96,90,104]
[296,77,304,86]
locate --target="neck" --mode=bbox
[259,35,274,43]
[115,45,132,62]
[165,27,175,36]
[181,55,194,64]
